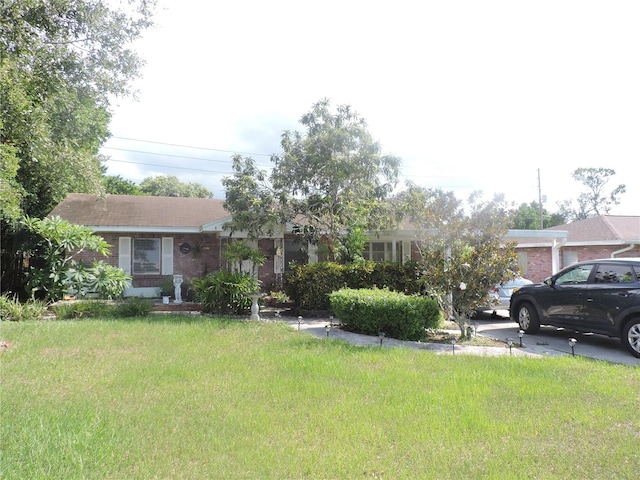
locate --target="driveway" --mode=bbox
[474,310,640,366]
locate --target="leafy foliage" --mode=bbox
[103,174,142,195]
[222,239,266,275]
[0,294,48,321]
[22,216,131,301]
[223,99,401,256]
[400,186,519,337]
[192,271,260,314]
[558,168,626,221]
[284,261,424,310]
[329,288,441,341]
[511,201,565,229]
[1,0,156,296]
[139,175,213,198]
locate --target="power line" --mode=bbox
[110,136,273,157]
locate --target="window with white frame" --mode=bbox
[363,242,403,262]
[119,237,173,276]
[133,238,161,274]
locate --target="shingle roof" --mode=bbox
[547,215,640,243]
[48,193,230,230]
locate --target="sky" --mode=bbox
[102,0,639,216]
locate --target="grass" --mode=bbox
[1,316,639,479]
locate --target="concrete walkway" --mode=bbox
[279,315,544,358]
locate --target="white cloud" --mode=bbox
[103,0,640,214]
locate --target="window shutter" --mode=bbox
[119,237,131,274]
[162,237,174,275]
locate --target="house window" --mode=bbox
[133,238,161,275]
[363,242,403,262]
[284,239,308,271]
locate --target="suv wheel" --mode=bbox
[622,318,640,358]
[517,302,540,334]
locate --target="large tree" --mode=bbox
[1,0,156,296]
[223,99,401,258]
[511,201,565,230]
[139,175,213,198]
[558,167,626,222]
[399,184,520,338]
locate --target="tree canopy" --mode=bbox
[223,99,401,258]
[1,0,156,296]
[399,184,520,337]
[139,175,213,198]
[558,168,626,222]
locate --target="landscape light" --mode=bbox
[297,316,302,330]
[329,315,334,326]
[507,338,514,355]
[451,337,457,355]
[379,331,385,346]
[518,329,525,347]
[325,324,331,338]
[568,338,577,356]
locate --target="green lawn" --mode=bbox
[2,316,638,479]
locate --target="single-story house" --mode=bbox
[48,193,638,295]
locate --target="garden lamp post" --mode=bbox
[507,338,514,355]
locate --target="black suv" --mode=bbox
[510,258,640,358]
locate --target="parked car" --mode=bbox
[477,277,533,316]
[510,258,640,358]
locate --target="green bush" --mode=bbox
[329,288,441,341]
[117,297,152,317]
[0,294,48,321]
[192,271,260,314]
[284,261,424,310]
[52,300,116,319]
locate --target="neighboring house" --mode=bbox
[514,216,640,282]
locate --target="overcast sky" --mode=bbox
[102,0,639,216]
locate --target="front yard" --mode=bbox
[2,316,638,479]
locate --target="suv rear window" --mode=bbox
[594,263,636,284]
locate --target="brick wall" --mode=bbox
[520,244,640,283]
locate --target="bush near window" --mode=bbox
[329,288,441,341]
[192,271,260,315]
[284,261,423,310]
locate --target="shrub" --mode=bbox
[284,261,424,310]
[0,294,48,321]
[192,271,260,314]
[52,300,116,319]
[117,297,152,317]
[284,262,346,310]
[329,288,441,341]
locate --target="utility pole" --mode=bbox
[537,168,544,229]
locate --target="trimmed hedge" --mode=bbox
[284,261,423,310]
[329,288,441,341]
